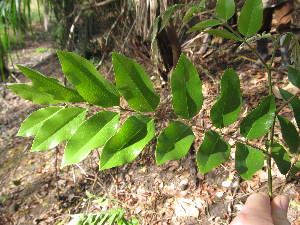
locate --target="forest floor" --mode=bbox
[0,25,299,225]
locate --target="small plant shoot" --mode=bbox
[9,0,300,201]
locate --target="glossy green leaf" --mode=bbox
[277,115,299,154]
[216,0,235,20]
[187,19,222,33]
[155,121,194,165]
[287,66,300,89]
[112,53,160,112]
[235,143,264,180]
[204,29,241,41]
[31,107,87,151]
[100,115,155,170]
[279,88,300,129]
[57,51,120,107]
[210,69,241,128]
[61,111,120,168]
[171,54,203,119]
[183,0,206,22]
[240,95,276,139]
[237,0,263,37]
[8,66,84,105]
[18,107,62,137]
[196,130,230,174]
[270,142,291,175]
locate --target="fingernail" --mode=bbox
[279,195,289,211]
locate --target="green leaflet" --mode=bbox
[100,115,155,170]
[279,88,300,129]
[171,54,203,119]
[235,143,264,180]
[196,130,230,174]
[270,142,291,175]
[188,19,222,33]
[204,29,241,41]
[112,53,160,112]
[182,0,206,22]
[57,51,120,108]
[155,121,194,165]
[8,66,84,105]
[18,107,62,137]
[61,111,120,168]
[287,66,300,89]
[216,0,235,20]
[237,0,263,37]
[240,95,276,139]
[277,115,299,154]
[31,107,87,151]
[210,68,241,128]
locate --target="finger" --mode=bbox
[230,193,273,225]
[271,195,291,225]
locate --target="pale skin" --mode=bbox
[230,193,291,225]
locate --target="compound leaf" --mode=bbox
[240,95,276,139]
[277,115,299,154]
[171,54,203,119]
[8,66,84,105]
[270,142,291,175]
[31,107,87,151]
[204,29,241,41]
[287,66,300,89]
[155,121,194,165]
[100,115,155,170]
[235,143,264,180]
[196,130,230,174]
[216,0,235,20]
[18,107,62,137]
[112,53,160,112]
[238,0,263,37]
[61,111,120,168]
[210,68,241,128]
[57,51,120,107]
[279,88,300,129]
[188,19,222,33]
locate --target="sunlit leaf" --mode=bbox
[235,143,264,180]
[240,95,276,139]
[216,0,235,20]
[188,19,222,33]
[277,115,299,154]
[8,65,84,105]
[31,107,87,151]
[155,121,194,165]
[112,53,160,112]
[196,130,230,174]
[171,54,203,119]
[270,142,291,175]
[238,0,263,37]
[57,50,120,107]
[100,115,155,170]
[61,111,120,168]
[18,107,62,137]
[210,68,241,128]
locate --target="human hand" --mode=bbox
[230,193,290,225]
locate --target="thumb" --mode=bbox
[271,195,291,225]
